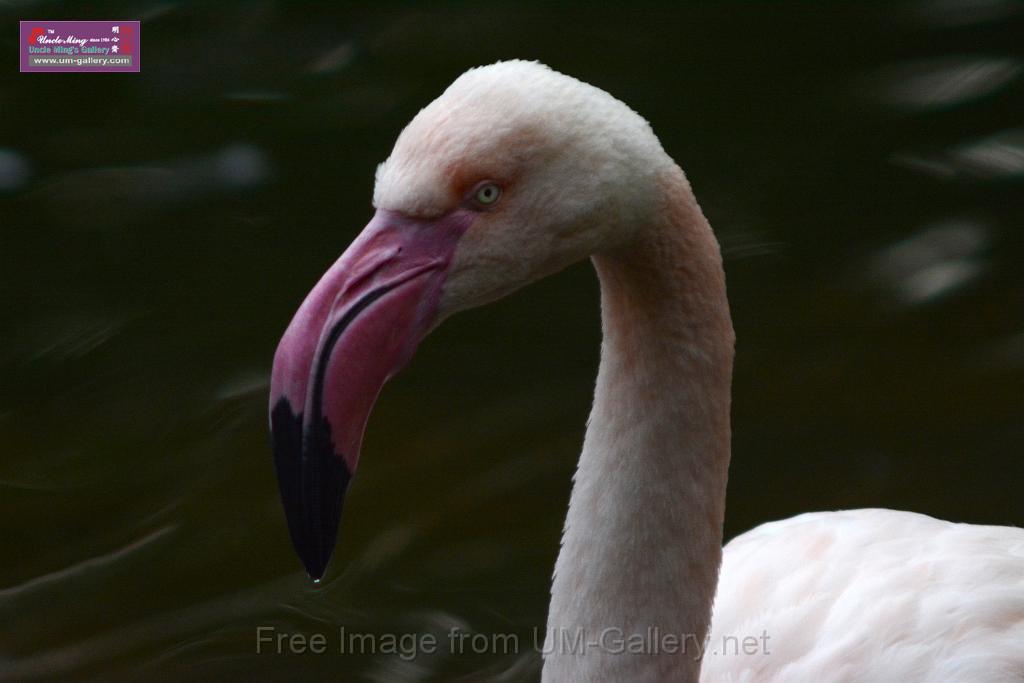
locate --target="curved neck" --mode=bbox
[542,167,734,682]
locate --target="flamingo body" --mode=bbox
[269,60,1024,682]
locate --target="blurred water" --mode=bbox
[1,2,1022,681]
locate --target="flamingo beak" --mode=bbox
[269,208,471,580]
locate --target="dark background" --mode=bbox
[1,1,1022,680]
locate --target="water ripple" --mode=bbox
[15,312,129,363]
[893,128,1024,180]
[913,0,1024,27]
[0,148,31,192]
[871,56,1020,110]
[865,221,990,305]
[32,143,273,226]
[0,526,177,606]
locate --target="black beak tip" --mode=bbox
[270,398,352,584]
[299,547,331,583]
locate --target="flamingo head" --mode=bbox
[269,60,671,579]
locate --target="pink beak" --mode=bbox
[270,208,471,579]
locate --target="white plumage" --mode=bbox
[706,509,1024,682]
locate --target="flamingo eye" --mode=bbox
[474,183,501,206]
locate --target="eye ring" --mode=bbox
[472,182,501,207]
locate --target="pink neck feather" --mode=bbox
[543,166,735,682]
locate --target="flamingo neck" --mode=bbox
[542,167,734,682]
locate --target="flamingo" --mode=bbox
[269,61,1024,682]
